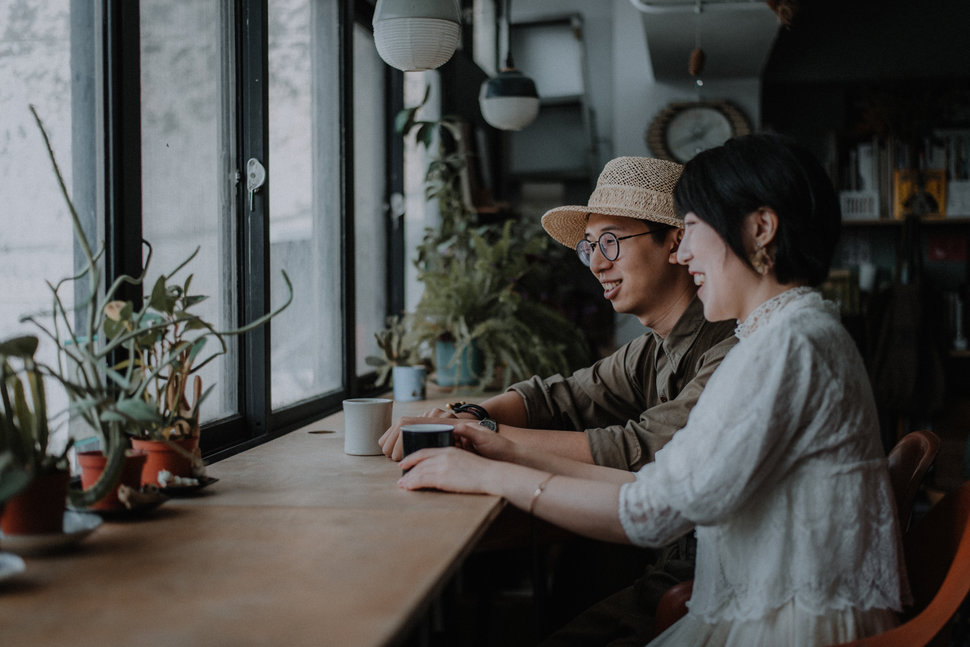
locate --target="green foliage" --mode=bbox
[395,88,477,279]
[396,89,590,391]
[0,452,31,505]
[0,335,69,504]
[412,220,590,391]
[22,106,293,507]
[97,246,284,440]
[0,335,70,475]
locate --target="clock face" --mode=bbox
[646,101,751,163]
[665,107,734,162]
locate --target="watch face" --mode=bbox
[665,106,733,162]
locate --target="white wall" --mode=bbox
[511,0,615,168]
[611,0,762,159]
[513,0,764,165]
[513,1,766,346]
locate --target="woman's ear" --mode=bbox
[749,207,779,248]
[667,228,684,264]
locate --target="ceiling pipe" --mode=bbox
[630,0,767,13]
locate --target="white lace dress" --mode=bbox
[619,288,910,647]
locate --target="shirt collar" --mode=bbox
[734,286,819,339]
[653,296,710,369]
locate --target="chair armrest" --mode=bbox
[653,579,694,637]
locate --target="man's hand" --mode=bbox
[379,406,465,460]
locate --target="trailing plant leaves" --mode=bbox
[409,196,590,390]
[0,335,39,359]
[416,122,435,149]
[0,452,30,505]
[149,274,175,314]
[100,398,161,425]
[0,335,69,475]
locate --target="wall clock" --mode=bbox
[645,101,751,163]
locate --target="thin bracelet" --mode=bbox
[528,473,555,516]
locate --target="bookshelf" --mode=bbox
[839,130,970,222]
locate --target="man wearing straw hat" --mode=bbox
[382,156,736,473]
[381,156,737,645]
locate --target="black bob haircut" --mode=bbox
[672,133,841,287]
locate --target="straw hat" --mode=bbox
[541,157,684,248]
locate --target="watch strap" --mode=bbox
[449,402,490,421]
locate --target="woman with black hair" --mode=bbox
[398,134,909,646]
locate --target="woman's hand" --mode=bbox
[397,446,496,495]
[378,407,458,460]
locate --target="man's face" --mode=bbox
[583,213,683,323]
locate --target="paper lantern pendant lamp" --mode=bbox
[373,0,462,72]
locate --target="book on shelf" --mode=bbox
[937,129,970,217]
[892,168,946,220]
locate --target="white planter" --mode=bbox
[392,365,427,402]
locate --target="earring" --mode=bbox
[749,243,771,276]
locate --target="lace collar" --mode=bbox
[734,286,817,339]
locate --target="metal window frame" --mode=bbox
[94,0,397,462]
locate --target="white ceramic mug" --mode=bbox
[342,398,393,455]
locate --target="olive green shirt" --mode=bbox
[509,297,738,471]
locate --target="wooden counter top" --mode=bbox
[0,395,505,647]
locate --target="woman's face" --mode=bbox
[584,213,684,325]
[676,212,756,322]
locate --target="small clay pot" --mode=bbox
[77,449,148,511]
[0,469,70,535]
[131,436,200,487]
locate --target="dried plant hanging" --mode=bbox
[689,0,705,98]
[689,46,705,77]
[767,0,800,28]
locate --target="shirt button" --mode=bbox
[659,394,668,403]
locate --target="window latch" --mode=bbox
[246,158,266,212]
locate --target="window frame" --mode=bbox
[93,0,398,462]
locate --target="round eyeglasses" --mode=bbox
[576,229,663,267]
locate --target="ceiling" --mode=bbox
[631,0,782,81]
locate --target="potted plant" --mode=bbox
[99,248,291,488]
[100,260,217,489]
[365,314,428,401]
[23,106,292,509]
[398,92,590,390]
[0,335,72,535]
[411,219,589,390]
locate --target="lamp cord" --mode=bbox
[504,0,515,70]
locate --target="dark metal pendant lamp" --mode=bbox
[478,0,539,131]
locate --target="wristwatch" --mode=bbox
[449,402,499,432]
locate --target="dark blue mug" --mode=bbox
[401,423,455,474]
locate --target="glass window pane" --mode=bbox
[0,1,94,451]
[140,1,236,422]
[269,0,342,406]
[353,23,387,375]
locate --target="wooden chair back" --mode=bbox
[887,429,941,530]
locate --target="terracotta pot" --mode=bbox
[77,449,148,511]
[0,469,70,535]
[131,436,200,487]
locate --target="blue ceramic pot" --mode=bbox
[434,340,483,387]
